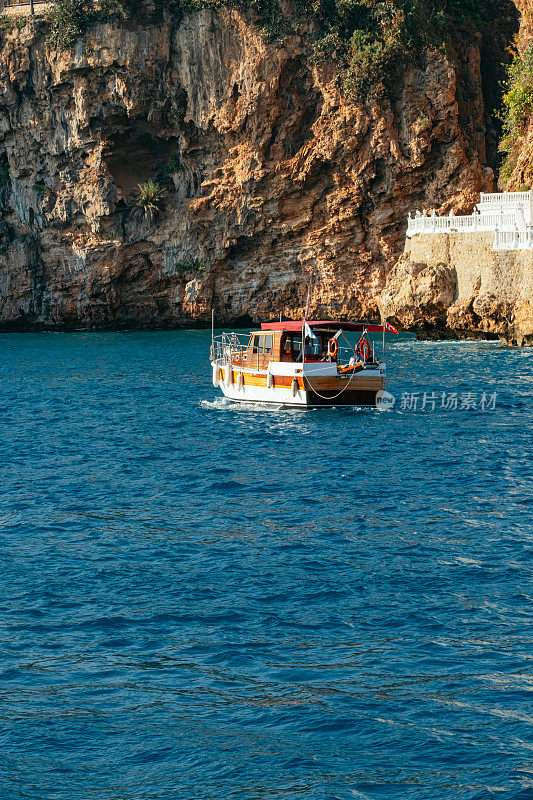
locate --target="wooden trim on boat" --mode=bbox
[221,368,384,393]
[304,376,384,391]
[222,370,304,390]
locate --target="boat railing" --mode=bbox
[211,334,379,366]
[211,332,250,363]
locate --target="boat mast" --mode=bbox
[302,286,310,366]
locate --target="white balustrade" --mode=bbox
[406,191,533,250]
[479,190,532,206]
[493,227,533,250]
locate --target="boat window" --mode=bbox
[281,335,293,359]
[252,335,262,353]
[263,335,272,354]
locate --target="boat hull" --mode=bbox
[213,363,385,407]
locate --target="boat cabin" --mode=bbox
[235,320,395,368]
[240,328,334,368]
[237,330,283,370]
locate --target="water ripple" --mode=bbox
[0,330,531,800]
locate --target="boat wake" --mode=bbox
[200,397,235,411]
[200,397,301,413]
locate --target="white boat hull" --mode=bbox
[220,379,308,407]
[211,361,386,407]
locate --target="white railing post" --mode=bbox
[406,191,533,244]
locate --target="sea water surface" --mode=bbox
[0,330,532,800]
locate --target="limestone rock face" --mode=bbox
[381,232,533,345]
[514,0,533,46]
[0,7,510,330]
[379,260,457,332]
[379,0,533,347]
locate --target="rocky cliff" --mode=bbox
[381,0,533,347]
[379,231,533,345]
[0,1,526,336]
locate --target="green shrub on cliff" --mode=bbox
[498,43,533,188]
[305,0,496,100]
[49,0,94,48]
[48,0,156,47]
[136,180,167,222]
[0,16,27,30]
[502,44,533,123]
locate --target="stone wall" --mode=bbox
[1,3,50,18]
[379,232,533,345]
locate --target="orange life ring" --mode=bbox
[328,338,338,359]
[358,338,371,362]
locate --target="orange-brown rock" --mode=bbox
[382,0,533,346]
[0,5,520,331]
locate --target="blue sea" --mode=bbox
[0,330,532,800]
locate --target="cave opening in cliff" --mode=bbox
[102,125,178,199]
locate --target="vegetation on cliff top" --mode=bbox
[499,42,533,189]
[305,0,494,100]
[47,0,505,100]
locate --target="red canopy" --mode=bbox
[261,320,398,334]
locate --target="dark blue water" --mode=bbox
[1,331,532,800]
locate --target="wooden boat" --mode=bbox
[210,320,397,407]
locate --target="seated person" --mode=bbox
[296,337,315,362]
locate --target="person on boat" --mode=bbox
[297,337,314,362]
